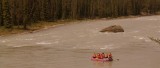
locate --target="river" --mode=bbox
[0,16,160,68]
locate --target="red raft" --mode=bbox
[91,58,113,62]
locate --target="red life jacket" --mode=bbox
[97,54,101,59]
[101,53,105,58]
[108,53,112,58]
[105,54,108,58]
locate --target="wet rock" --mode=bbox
[100,25,124,33]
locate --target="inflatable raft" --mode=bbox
[91,58,113,62]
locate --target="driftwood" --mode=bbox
[149,37,160,45]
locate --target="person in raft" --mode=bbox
[108,52,113,61]
[92,52,113,60]
[92,53,97,58]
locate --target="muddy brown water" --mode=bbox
[0,16,160,68]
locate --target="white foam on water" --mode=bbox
[11,44,40,48]
[15,38,20,40]
[72,47,77,49]
[1,40,6,43]
[133,36,137,38]
[72,44,81,49]
[37,34,49,37]
[144,39,151,42]
[133,36,145,40]
[12,45,25,48]
[138,37,149,41]
[148,19,158,21]
[100,48,106,50]
[133,36,151,42]
[139,37,150,42]
[36,42,52,45]
[1,39,9,43]
[135,18,142,20]
[133,31,139,33]
[139,37,144,40]
[100,44,115,50]
[104,32,109,34]
[25,38,33,41]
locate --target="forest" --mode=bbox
[0,0,160,29]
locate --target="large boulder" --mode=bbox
[100,25,124,33]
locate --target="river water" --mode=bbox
[0,16,160,68]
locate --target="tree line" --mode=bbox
[0,0,160,29]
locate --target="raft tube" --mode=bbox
[91,58,113,62]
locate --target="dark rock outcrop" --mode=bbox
[100,25,124,33]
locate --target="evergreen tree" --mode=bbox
[43,0,51,21]
[22,0,29,29]
[0,0,3,26]
[3,0,12,28]
[0,0,160,28]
